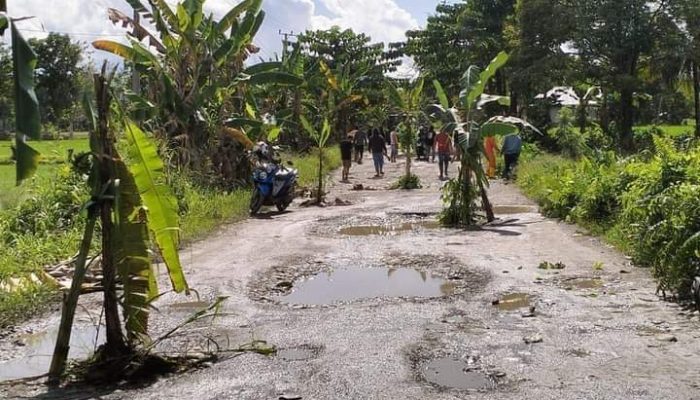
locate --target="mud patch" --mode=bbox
[276,267,455,305]
[494,293,531,311]
[422,358,494,390]
[0,325,104,382]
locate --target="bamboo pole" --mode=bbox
[48,212,97,384]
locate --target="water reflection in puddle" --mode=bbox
[276,267,455,305]
[339,220,440,236]
[422,358,493,390]
[0,325,104,381]
[494,293,531,311]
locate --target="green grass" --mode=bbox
[1,138,89,209]
[633,125,696,137]
[0,138,89,162]
[0,164,63,209]
[180,187,252,243]
[288,147,341,188]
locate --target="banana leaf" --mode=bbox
[11,22,41,185]
[124,121,188,293]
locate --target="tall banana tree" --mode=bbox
[0,7,41,185]
[93,0,301,185]
[318,60,369,139]
[387,78,425,183]
[429,51,540,225]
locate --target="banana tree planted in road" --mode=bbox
[429,51,541,225]
[387,77,425,187]
[49,66,187,382]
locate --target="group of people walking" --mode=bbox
[339,125,522,183]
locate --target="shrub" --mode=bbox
[548,108,589,159]
[517,136,700,302]
[397,174,421,189]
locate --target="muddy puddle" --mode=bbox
[568,278,603,289]
[422,358,493,390]
[0,325,104,382]
[494,293,531,311]
[276,267,456,305]
[339,220,440,236]
[492,205,538,214]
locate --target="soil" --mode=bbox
[2,154,700,399]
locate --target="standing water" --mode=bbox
[276,267,455,305]
[0,325,104,381]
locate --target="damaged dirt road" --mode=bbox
[3,155,700,399]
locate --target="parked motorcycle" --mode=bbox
[249,143,298,215]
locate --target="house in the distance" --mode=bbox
[535,86,600,124]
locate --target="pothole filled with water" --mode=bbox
[422,358,494,390]
[493,293,531,311]
[338,220,440,236]
[275,267,456,305]
[0,325,104,382]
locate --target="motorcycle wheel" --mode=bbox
[250,189,263,215]
[276,201,290,212]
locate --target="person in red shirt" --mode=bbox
[434,129,453,180]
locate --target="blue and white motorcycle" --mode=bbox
[249,143,298,215]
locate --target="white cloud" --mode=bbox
[1,0,418,67]
[310,0,418,45]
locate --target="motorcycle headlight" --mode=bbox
[259,171,268,180]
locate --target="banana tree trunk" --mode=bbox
[478,178,495,223]
[95,71,127,355]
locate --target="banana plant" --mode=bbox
[49,67,187,381]
[93,0,302,183]
[428,51,540,225]
[318,60,369,140]
[300,115,331,204]
[387,77,425,183]
[0,8,41,185]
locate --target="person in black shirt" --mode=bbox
[340,133,354,182]
[368,128,387,177]
[353,128,367,163]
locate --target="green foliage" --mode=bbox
[29,34,83,126]
[10,21,41,185]
[397,174,421,190]
[549,108,588,159]
[517,135,700,301]
[123,121,187,293]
